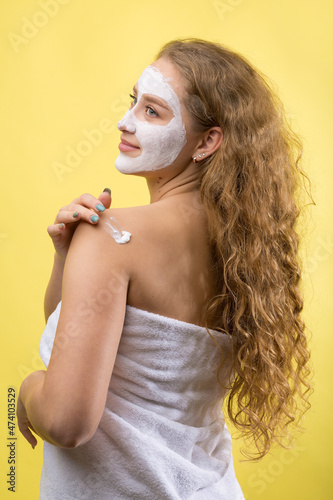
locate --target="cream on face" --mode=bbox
[114,65,187,174]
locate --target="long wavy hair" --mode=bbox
[157,39,313,460]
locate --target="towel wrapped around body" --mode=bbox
[39,301,244,499]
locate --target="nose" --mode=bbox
[117,109,136,134]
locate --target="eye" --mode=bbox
[129,93,137,106]
[146,106,158,117]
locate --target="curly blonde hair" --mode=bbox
[157,38,313,460]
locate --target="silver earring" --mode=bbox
[193,156,197,163]
[202,153,206,157]
[198,155,202,159]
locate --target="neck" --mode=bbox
[145,162,201,203]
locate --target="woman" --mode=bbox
[17,39,311,499]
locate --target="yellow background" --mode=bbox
[0,0,332,498]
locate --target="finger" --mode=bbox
[26,428,38,449]
[56,206,103,225]
[54,208,82,225]
[18,421,38,449]
[47,223,66,238]
[98,188,112,209]
[72,193,107,213]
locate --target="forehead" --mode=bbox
[152,58,184,96]
[135,59,184,108]
[136,66,175,100]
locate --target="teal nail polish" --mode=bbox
[91,215,99,223]
[73,211,79,218]
[96,203,105,212]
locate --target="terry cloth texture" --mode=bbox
[39,301,244,500]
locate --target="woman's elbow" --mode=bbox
[45,416,98,449]
[47,428,96,449]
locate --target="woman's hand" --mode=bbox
[17,396,39,449]
[17,371,49,449]
[47,189,112,261]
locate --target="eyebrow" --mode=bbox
[133,85,170,111]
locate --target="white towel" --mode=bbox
[39,302,244,500]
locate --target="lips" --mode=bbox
[119,135,140,152]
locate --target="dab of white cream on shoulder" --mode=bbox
[104,217,131,244]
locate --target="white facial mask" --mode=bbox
[115,65,187,174]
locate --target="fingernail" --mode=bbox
[103,188,111,195]
[59,223,64,229]
[73,211,79,218]
[96,203,105,212]
[90,215,99,223]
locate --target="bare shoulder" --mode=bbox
[68,204,172,273]
[99,202,187,245]
[70,195,207,286]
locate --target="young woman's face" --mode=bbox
[115,58,193,175]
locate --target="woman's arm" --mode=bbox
[44,253,65,321]
[44,191,112,321]
[19,213,130,448]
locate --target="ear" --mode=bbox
[192,127,223,162]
